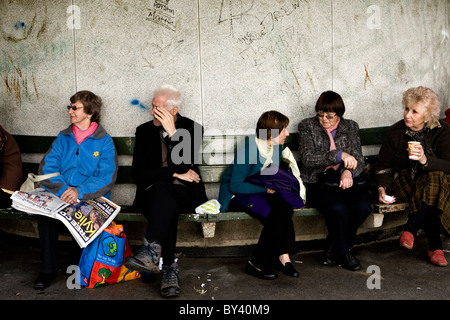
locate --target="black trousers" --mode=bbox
[305,182,372,255]
[141,181,205,265]
[404,203,443,251]
[229,193,296,270]
[0,189,12,209]
[37,216,61,273]
[37,216,81,274]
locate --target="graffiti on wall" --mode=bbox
[146,0,176,32]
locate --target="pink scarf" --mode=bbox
[72,122,98,145]
[325,117,341,171]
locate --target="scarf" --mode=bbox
[72,122,98,145]
[325,117,341,171]
[255,137,274,170]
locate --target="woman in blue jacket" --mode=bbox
[219,111,306,280]
[34,91,118,289]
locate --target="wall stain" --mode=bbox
[364,63,372,90]
[1,14,37,43]
[291,68,301,89]
[1,57,39,107]
[130,99,148,110]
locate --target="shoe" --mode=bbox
[160,262,180,297]
[245,261,278,280]
[274,259,299,277]
[399,231,414,250]
[124,239,161,274]
[34,272,56,290]
[323,245,336,265]
[337,251,361,271]
[427,249,448,267]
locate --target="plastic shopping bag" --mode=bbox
[78,223,140,288]
[195,199,221,214]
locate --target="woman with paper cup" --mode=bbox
[374,86,450,267]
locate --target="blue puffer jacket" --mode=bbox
[38,124,118,200]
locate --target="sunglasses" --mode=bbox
[316,112,337,120]
[67,105,83,111]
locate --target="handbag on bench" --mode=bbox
[20,172,60,192]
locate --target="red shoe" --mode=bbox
[427,250,448,267]
[399,231,414,250]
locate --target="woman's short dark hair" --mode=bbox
[70,90,102,123]
[256,110,289,140]
[314,91,345,117]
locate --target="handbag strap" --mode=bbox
[28,172,60,182]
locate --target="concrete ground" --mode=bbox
[0,231,449,317]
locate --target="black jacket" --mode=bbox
[131,114,207,211]
[374,119,450,190]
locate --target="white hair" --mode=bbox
[154,84,181,109]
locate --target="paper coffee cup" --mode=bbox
[408,141,420,160]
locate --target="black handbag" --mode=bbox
[317,168,341,188]
[317,168,374,189]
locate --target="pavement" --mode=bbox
[0,230,449,317]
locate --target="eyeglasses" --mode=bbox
[67,105,83,111]
[316,112,337,120]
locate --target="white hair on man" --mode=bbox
[154,84,181,110]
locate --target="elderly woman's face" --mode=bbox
[404,102,427,131]
[317,111,339,129]
[68,100,91,130]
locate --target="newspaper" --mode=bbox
[11,188,121,248]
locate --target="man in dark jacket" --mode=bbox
[125,85,207,297]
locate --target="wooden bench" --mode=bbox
[0,126,408,239]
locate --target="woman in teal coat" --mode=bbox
[219,111,306,280]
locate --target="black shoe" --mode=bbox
[245,261,278,280]
[337,251,361,271]
[160,262,180,298]
[34,272,56,289]
[274,260,299,277]
[323,245,336,265]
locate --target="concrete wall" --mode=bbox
[1,0,448,135]
[1,0,449,206]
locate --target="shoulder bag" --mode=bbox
[20,172,60,192]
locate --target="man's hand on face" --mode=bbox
[153,106,177,137]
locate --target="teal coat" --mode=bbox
[218,136,282,212]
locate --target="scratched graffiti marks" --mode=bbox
[141,39,184,69]
[217,1,309,75]
[216,0,318,107]
[218,0,303,49]
[146,0,176,31]
[218,0,303,39]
